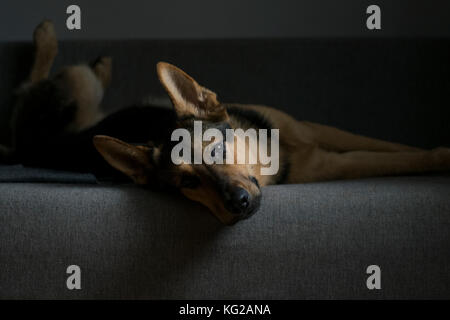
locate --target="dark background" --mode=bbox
[1,1,450,148]
[1,0,450,41]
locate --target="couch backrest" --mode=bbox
[1,39,449,148]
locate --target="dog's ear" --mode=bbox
[156,62,228,121]
[93,135,159,185]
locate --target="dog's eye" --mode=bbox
[250,176,260,188]
[211,142,226,159]
[180,175,201,189]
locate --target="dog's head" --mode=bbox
[94,62,262,225]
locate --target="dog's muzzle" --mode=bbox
[224,187,261,220]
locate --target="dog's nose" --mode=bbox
[234,188,250,210]
[226,187,251,214]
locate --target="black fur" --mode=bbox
[227,105,273,132]
[275,159,290,184]
[10,105,176,180]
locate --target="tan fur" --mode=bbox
[156,64,450,223]
[22,22,449,225]
[22,31,446,225]
[93,135,154,185]
[28,20,58,84]
[157,62,228,122]
[61,65,106,132]
[22,21,110,133]
[181,181,235,225]
[239,104,449,185]
[224,110,280,187]
[92,57,113,88]
[95,62,450,224]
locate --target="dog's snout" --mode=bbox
[224,186,260,219]
[233,188,250,211]
[225,187,251,214]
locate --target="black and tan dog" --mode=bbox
[2,21,450,224]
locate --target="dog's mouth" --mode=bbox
[181,177,262,225]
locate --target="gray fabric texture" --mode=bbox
[1,176,449,299]
[0,165,97,183]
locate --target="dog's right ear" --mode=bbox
[156,62,228,122]
[93,135,159,184]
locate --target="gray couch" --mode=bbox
[0,39,449,299]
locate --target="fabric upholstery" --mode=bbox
[1,176,449,299]
[0,165,96,183]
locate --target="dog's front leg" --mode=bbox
[290,147,450,183]
[301,121,423,153]
[28,20,58,84]
[329,148,450,181]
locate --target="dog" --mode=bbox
[2,21,450,225]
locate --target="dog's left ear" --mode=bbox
[157,62,228,122]
[93,135,160,185]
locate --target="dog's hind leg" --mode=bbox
[28,20,58,84]
[302,121,423,153]
[61,56,113,132]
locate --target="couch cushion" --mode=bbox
[1,175,449,299]
[0,165,97,183]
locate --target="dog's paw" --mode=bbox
[431,147,450,170]
[93,56,113,88]
[93,56,112,73]
[33,20,58,56]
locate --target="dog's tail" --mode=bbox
[0,144,16,164]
